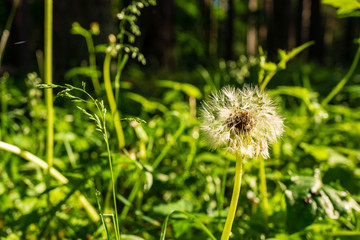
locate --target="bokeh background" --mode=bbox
[1,0,360,76]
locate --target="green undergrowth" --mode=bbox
[1,0,360,239]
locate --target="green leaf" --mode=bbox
[65,67,102,80]
[120,116,147,124]
[282,174,360,233]
[126,92,168,113]
[160,210,216,240]
[157,80,203,99]
[120,234,145,240]
[153,199,195,216]
[322,0,360,17]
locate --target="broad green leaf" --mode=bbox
[157,80,203,99]
[160,210,216,240]
[282,174,360,233]
[65,67,101,80]
[126,92,168,113]
[322,0,360,17]
[153,199,195,216]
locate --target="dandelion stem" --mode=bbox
[259,156,268,230]
[221,155,243,240]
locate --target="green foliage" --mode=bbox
[282,172,360,233]
[322,0,360,18]
[1,0,360,239]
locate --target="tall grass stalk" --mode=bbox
[152,121,186,169]
[44,0,54,188]
[258,156,268,229]
[39,83,122,239]
[0,0,19,67]
[221,155,243,240]
[0,74,8,139]
[86,29,101,95]
[96,190,110,239]
[104,127,121,240]
[71,22,101,94]
[114,54,128,105]
[104,51,125,150]
[114,19,127,105]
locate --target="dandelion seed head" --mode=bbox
[200,85,284,159]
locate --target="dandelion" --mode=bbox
[200,85,284,240]
[200,85,283,159]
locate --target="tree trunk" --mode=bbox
[309,0,323,62]
[225,0,234,60]
[247,0,257,56]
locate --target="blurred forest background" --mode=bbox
[1,0,360,77]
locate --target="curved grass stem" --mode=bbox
[259,156,268,230]
[321,41,360,106]
[103,53,125,150]
[104,136,121,240]
[221,155,244,240]
[86,35,101,95]
[0,0,19,67]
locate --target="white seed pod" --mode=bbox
[200,85,284,159]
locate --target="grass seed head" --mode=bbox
[200,85,284,159]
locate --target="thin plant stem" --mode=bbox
[258,156,268,230]
[120,175,141,219]
[114,54,128,105]
[96,190,110,239]
[104,135,121,240]
[221,155,244,240]
[0,74,9,140]
[219,158,230,219]
[260,72,276,91]
[0,0,19,67]
[44,0,54,206]
[321,41,360,106]
[103,53,125,150]
[77,85,121,239]
[85,34,101,95]
[152,121,186,169]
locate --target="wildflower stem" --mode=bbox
[114,54,128,105]
[0,0,19,67]
[85,34,101,95]
[221,155,243,240]
[321,40,360,106]
[104,135,121,240]
[258,156,268,230]
[103,52,125,149]
[44,0,54,211]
